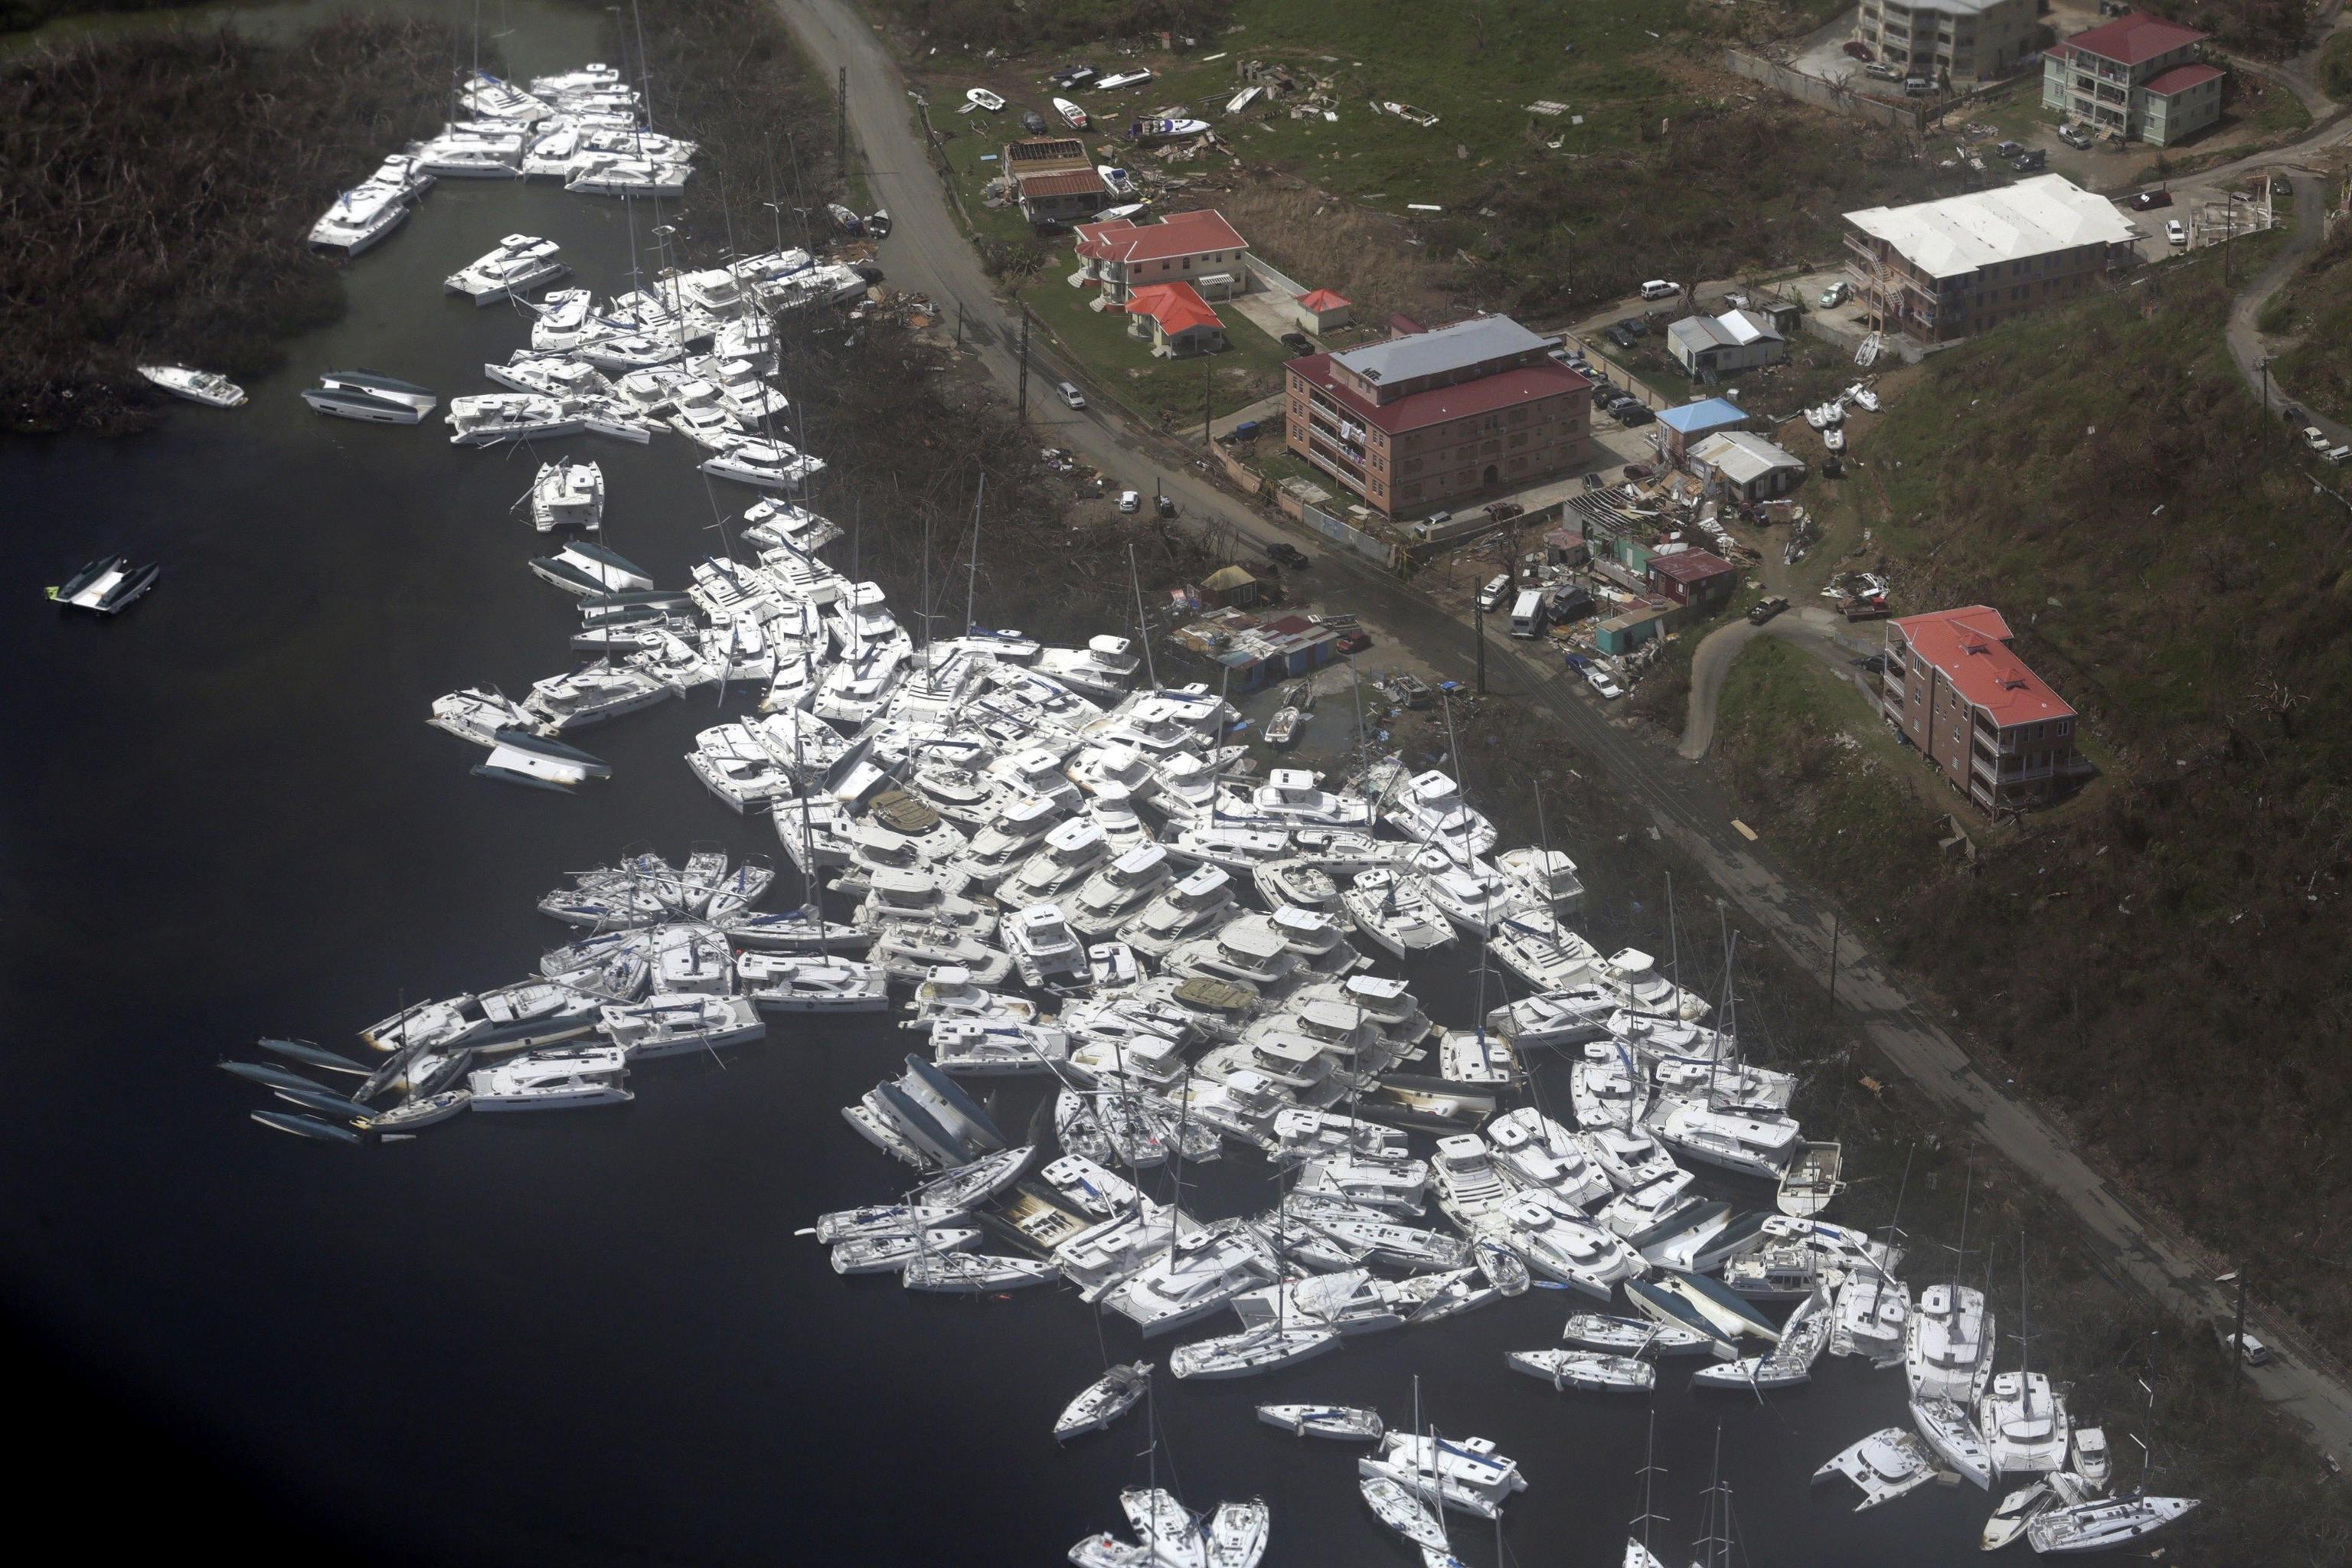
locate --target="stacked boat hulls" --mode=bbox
[252,61,2200,1562]
[309,67,700,255]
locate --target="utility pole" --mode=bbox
[836,66,848,175]
[1017,306,1031,419]
[2259,355,2269,417]
[1473,598,1486,693]
[1826,913,1840,1016]
[956,301,965,349]
[2232,1266,2249,1377]
[1202,352,1213,447]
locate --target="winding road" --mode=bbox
[773,0,2352,1460]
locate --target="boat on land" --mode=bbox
[136,364,245,407]
[1053,96,1089,129]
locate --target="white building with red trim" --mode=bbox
[2040,11,2221,146]
[1073,209,1252,305]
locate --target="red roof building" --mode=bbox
[1013,167,1112,227]
[1294,286,1354,332]
[2053,11,2205,67]
[1282,314,1590,518]
[1123,282,1227,354]
[2042,12,2219,147]
[1880,606,2081,815]
[1073,209,1250,302]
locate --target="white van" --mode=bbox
[1056,381,1086,410]
[1638,280,1678,301]
[1508,588,1547,639]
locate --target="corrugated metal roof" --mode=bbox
[1844,175,2138,279]
[1658,398,1749,434]
[1329,315,1548,386]
[2056,11,2205,66]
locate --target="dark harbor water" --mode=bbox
[2,6,2003,1564]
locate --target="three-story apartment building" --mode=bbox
[2040,11,2221,146]
[1843,174,2139,342]
[1857,0,2037,82]
[1281,316,1589,518]
[1882,605,2079,815]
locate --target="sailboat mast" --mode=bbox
[1126,543,1159,689]
[965,473,985,636]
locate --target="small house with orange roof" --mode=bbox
[1124,282,1227,356]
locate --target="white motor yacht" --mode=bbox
[1496,845,1585,917]
[444,234,569,304]
[736,953,889,1011]
[701,437,823,490]
[468,1045,631,1110]
[1120,864,1240,960]
[1656,1102,1802,1179]
[999,817,1111,910]
[1370,764,1498,859]
[448,392,579,446]
[1219,768,1372,831]
[1401,846,1530,936]
[1035,635,1141,699]
[1001,903,1090,989]
[1485,1107,1613,1207]
[930,1018,1071,1075]
[136,364,245,407]
[566,152,692,197]
[1484,1192,1640,1298]
[309,178,410,254]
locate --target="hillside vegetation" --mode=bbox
[1717,252,2352,1346]
[2265,221,2352,424]
[0,18,452,432]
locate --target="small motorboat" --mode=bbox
[1130,116,1209,141]
[1054,1362,1151,1442]
[1053,96,1089,129]
[302,385,422,424]
[47,556,159,616]
[1824,425,1846,453]
[965,87,1005,112]
[316,369,437,412]
[136,364,245,407]
[1264,705,1303,748]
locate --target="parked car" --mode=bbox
[1266,541,1311,569]
[1639,279,1679,301]
[2010,149,2047,172]
[1116,489,1140,513]
[1279,331,1313,353]
[1844,40,1872,60]
[1616,403,1655,426]
[2303,425,2333,452]
[1485,500,1525,523]
[1819,280,1851,309]
[1584,665,1625,700]
[1021,109,1048,133]
[1476,573,1512,612]
[1748,596,1789,626]
[2058,122,2094,149]
[1994,139,2024,159]
[1581,471,1606,491]
[2281,404,2306,425]
[1604,325,1638,349]
[1056,380,1087,410]
[2216,1325,2272,1365]
[1619,316,1649,338]
[1903,77,1930,96]
[1622,462,1655,482]
[2166,219,2188,247]
[1865,62,1901,81]
[2130,188,2174,211]
[1231,419,1262,441]
[1334,630,1371,654]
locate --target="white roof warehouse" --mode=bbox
[1841,174,2139,342]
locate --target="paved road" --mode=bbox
[2227,171,2350,446]
[773,0,2352,1459]
[1677,607,1876,760]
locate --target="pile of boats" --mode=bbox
[309,67,700,257]
[240,59,2202,1561]
[1802,381,1880,454]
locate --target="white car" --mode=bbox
[2302,425,2332,452]
[1583,665,1625,700]
[1818,280,1850,309]
[2165,219,2187,247]
[1116,489,1140,514]
[1475,573,1511,612]
[1638,280,1678,301]
[2220,1328,2272,1365]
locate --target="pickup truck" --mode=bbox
[1266,541,1311,569]
[1747,596,1789,626]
